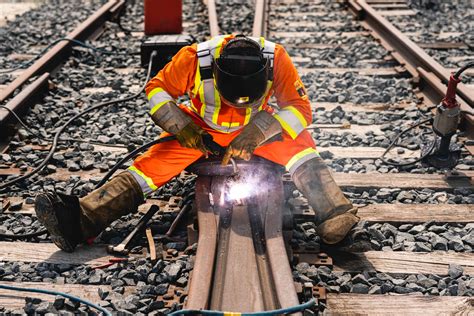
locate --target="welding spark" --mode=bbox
[227,181,253,201]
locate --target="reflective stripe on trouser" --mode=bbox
[130,105,317,194]
[285,147,320,175]
[127,166,157,197]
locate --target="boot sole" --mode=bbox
[316,212,360,245]
[35,194,75,252]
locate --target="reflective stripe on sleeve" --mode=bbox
[286,147,320,175]
[148,88,174,115]
[273,106,308,139]
[127,166,157,196]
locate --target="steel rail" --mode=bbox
[185,160,301,314]
[0,0,125,124]
[252,0,268,37]
[205,0,220,37]
[0,73,49,138]
[347,0,474,134]
[186,176,218,309]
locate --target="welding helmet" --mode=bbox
[213,35,269,108]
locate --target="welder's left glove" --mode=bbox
[222,111,282,165]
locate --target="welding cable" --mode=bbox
[0,50,158,191]
[0,105,134,149]
[95,128,227,187]
[380,117,435,167]
[0,37,135,74]
[0,106,46,138]
[94,132,228,188]
[168,298,317,315]
[95,136,176,189]
[114,10,142,34]
[454,61,474,79]
[0,284,112,316]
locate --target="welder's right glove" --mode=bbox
[176,121,210,156]
[150,101,210,156]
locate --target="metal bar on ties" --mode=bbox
[206,0,220,37]
[252,0,268,37]
[185,176,217,309]
[0,0,125,105]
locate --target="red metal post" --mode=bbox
[144,0,183,35]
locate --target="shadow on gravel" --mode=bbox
[326,249,376,272]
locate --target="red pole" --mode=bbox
[144,0,182,35]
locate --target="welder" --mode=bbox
[35,34,359,252]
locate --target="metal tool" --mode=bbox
[422,73,462,169]
[92,257,128,270]
[203,133,238,174]
[106,204,160,255]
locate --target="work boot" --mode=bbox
[35,171,144,252]
[291,157,359,244]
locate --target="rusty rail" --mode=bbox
[252,0,268,37]
[0,73,49,139]
[185,160,301,313]
[347,0,474,135]
[0,0,125,128]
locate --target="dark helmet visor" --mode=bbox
[213,56,269,108]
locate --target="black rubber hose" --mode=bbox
[0,105,133,147]
[95,136,176,189]
[454,61,474,79]
[0,51,157,192]
[380,118,434,167]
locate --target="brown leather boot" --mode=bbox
[291,157,359,244]
[35,172,144,252]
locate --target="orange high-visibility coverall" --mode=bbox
[129,35,319,196]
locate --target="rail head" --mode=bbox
[185,162,300,313]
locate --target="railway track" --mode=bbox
[0,0,473,314]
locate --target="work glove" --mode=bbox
[176,121,210,157]
[222,111,282,165]
[149,101,210,157]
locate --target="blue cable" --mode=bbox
[0,283,112,316]
[168,298,316,315]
